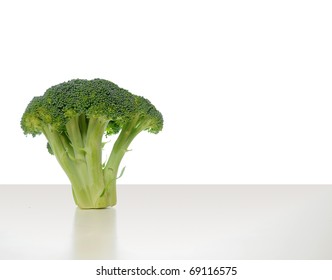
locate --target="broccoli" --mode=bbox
[21,79,163,209]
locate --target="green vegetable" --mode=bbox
[21,79,163,209]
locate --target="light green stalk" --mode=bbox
[42,114,150,209]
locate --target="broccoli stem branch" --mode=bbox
[103,115,148,206]
[84,117,108,205]
[42,125,94,207]
[71,117,114,208]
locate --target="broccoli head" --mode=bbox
[21,79,163,208]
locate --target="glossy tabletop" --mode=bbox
[0,185,331,259]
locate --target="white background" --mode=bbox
[0,0,332,184]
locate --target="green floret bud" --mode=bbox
[21,78,163,209]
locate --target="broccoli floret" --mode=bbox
[21,79,163,208]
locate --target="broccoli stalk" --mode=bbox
[21,79,163,209]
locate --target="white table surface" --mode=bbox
[0,185,331,260]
